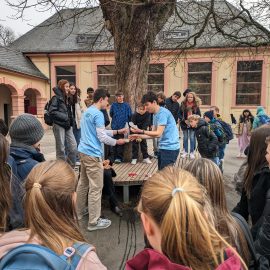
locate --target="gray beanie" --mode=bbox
[9,113,44,146]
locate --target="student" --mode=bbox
[156,91,166,107]
[210,106,222,121]
[233,125,270,239]
[0,119,8,137]
[180,92,201,159]
[126,167,247,270]
[253,106,270,129]
[131,103,152,165]
[204,110,227,170]
[165,91,181,123]
[184,158,250,265]
[130,91,180,170]
[235,109,253,158]
[188,114,219,165]
[0,160,107,270]
[49,79,77,167]
[77,88,126,231]
[110,91,132,163]
[84,87,94,108]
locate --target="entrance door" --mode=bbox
[4,104,9,125]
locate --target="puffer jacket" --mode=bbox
[49,87,73,129]
[179,102,201,130]
[195,119,219,158]
[165,97,180,123]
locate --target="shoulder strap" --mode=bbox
[0,244,68,270]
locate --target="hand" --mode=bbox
[129,134,141,141]
[116,139,126,145]
[104,164,111,169]
[130,127,143,134]
[118,128,129,134]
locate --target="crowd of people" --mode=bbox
[0,79,270,269]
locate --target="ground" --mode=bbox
[41,130,243,270]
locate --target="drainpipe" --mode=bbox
[47,54,52,98]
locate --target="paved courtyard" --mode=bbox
[41,129,243,270]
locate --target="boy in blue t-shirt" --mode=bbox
[130,91,180,170]
[110,91,132,163]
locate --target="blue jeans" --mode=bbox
[209,157,220,166]
[183,129,195,153]
[219,144,226,160]
[158,149,180,170]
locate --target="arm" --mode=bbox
[127,104,132,121]
[109,103,114,118]
[96,127,116,146]
[130,125,165,139]
[232,190,250,221]
[252,117,258,129]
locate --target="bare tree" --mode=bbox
[0,24,16,46]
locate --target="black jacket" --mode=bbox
[233,166,270,239]
[195,119,219,158]
[49,87,73,129]
[101,109,110,127]
[179,102,201,130]
[131,112,151,130]
[165,97,180,123]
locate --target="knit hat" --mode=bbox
[9,113,44,146]
[204,110,214,121]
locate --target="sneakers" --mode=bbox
[87,218,111,231]
[190,152,195,159]
[77,207,89,220]
[75,161,81,166]
[114,159,122,164]
[181,151,188,158]
[143,158,152,164]
[131,159,137,165]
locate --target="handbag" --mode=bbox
[231,212,269,270]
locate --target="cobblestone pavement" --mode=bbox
[40,129,242,270]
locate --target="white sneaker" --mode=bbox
[143,158,152,164]
[75,161,81,166]
[181,152,188,158]
[131,159,137,165]
[87,218,111,231]
[190,152,195,159]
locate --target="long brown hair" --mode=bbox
[24,160,85,254]
[0,134,12,231]
[184,158,250,264]
[183,91,202,107]
[138,167,247,270]
[245,125,270,197]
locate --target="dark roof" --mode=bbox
[10,2,269,53]
[0,46,48,79]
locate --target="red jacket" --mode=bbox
[126,248,242,270]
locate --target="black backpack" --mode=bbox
[44,100,53,126]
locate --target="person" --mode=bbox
[0,160,107,270]
[7,113,45,229]
[76,88,126,231]
[156,91,166,107]
[180,91,201,159]
[233,125,270,239]
[183,88,192,97]
[84,87,94,108]
[235,109,254,158]
[49,79,77,167]
[210,106,222,120]
[0,134,12,232]
[110,91,132,163]
[184,158,250,265]
[204,110,227,170]
[126,167,247,270]
[131,103,152,165]
[188,114,219,165]
[0,119,8,136]
[252,106,270,129]
[165,91,181,123]
[130,91,180,170]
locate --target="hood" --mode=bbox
[126,249,190,270]
[53,87,65,100]
[126,248,242,270]
[9,146,45,163]
[197,118,208,129]
[257,106,266,115]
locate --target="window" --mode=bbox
[55,66,76,84]
[147,64,164,92]
[97,65,116,99]
[188,62,212,105]
[236,61,262,105]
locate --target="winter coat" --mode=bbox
[195,119,219,158]
[254,189,270,262]
[110,102,132,130]
[179,102,201,130]
[126,248,242,270]
[49,87,73,130]
[7,144,45,230]
[253,107,268,129]
[165,97,180,123]
[233,166,270,239]
[209,118,227,145]
[131,112,151,130]
[235,116,253,136]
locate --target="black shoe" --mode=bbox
[111,206,123,217]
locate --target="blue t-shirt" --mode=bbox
[78,106,105,158]
[153,107,180,151]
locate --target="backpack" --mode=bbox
[258,115,270,125]
[217,120,234,142]
[44,100,53,126]
[0,242,93,270]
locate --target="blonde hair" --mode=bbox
[184,159,250,264]
[188,114,200,122]
[25,160,85,254]
[183,91,202,107]
[138,167,247,270]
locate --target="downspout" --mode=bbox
[47,54,52,98]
